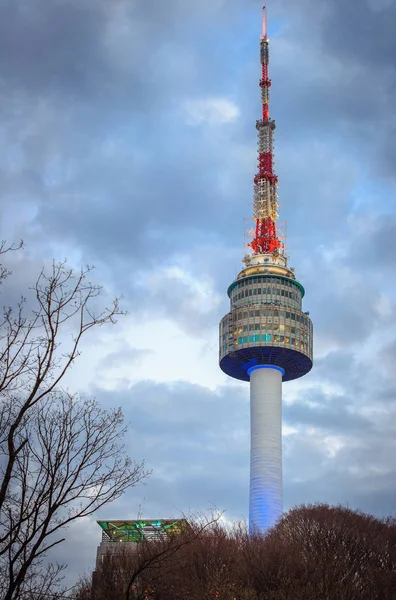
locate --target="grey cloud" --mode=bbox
[378,338,396,393]
[0,0,110,98]
[88,380,251,537]
[292,253,382,347]
[284,424,396,517]
[286,468,396,519]
[313,351,359,383]
[323,0,396,68]
[97,346,153,370]
[272,0,396,175]
[100,380,249,444]
[284,396,373,435]
[349,215,396,271]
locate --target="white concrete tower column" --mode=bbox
[248,365,284,533]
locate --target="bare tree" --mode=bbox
[0,255,149,600]
[74,574,92,600]
[0,240,23,285]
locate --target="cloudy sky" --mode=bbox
[2,0,396,585]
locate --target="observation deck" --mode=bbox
[219,252,313,382]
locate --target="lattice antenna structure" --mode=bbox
[249,4,282,256]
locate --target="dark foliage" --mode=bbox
[76,504,396,600]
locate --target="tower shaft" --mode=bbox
[249,366,283,532]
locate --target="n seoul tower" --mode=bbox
[219,5,313,533]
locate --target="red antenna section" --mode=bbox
[248,5,282,256]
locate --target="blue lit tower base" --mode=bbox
[219,252,313,532]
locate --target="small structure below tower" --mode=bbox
[93,519,189,590]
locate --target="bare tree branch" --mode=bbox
[0,254,149,600]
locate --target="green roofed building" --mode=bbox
[94,519,190,577]
[97,519,189,544]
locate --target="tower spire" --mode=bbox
[249,4,282,256]
[261,3,267,40]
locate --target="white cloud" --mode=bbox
[367,0,395,12]
[183,97,240,125]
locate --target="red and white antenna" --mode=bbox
[248,5,283,256]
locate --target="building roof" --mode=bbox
[97,519,189,543]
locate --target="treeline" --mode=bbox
[75,504,396,600]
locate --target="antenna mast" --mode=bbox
[261,3,267,41]
[249,4,282,256]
